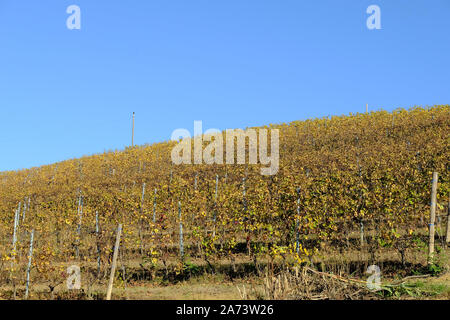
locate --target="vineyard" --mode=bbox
[0,105,449,300]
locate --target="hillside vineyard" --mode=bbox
[0,105,448,284]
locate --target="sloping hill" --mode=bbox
[0,105,448,299]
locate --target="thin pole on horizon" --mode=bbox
[366,104,368,114]
[132,112,135,147]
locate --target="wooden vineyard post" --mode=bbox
[12,202,21,258]
[120,246,128,299]
[428,172,438,264]
[141,183,146,209]
[24,230,35,299]
[179,201,184,261]
[193,173,200,254]
[106,224,122,300]
[356,157,365,249]
[213,175,218,238]
[122,263,127,295]
[153,188,157,223]
[445,197,450,245]
[10,203,21,300]
[22,197,29,224]
[139,182,146,255]
[76,191,83,259]
[296,188,301,254]
[360,221,365,247]
[20,199,28,254]
[194,173,198,190]
[95,211,101,278]
[242,177,250,256]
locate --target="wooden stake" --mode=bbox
[76,191,83,259]
[141,183,146,208]
[242,178,250,255]
[179,201,184,260]
[242,178,247,206]
[153,188,157,223]
[120,247,128,299]
[445,197,450,245]
[11,203,21,300]
[194,173,198,190]
[428,172,438,264]
[296,188,300,254]
[106,224,122,300]
[24,230,35,299]
[360,221,365,247]
[213,175,218,238]
[139,182,146,254]
[215,175,219,201]
[12,203,21,254]
[95,211,101,278]
[22,197,28,224]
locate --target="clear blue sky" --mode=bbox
[0,0,449,172]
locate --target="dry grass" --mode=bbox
[1,240,448,300]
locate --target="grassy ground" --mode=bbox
[1,244,448,300]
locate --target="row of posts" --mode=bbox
[9,171,449,299]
